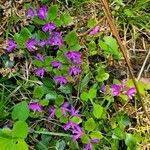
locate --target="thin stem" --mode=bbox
[100,0,150,121]
[34,130,72,137]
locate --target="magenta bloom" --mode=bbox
[68,66,81,76]
[54,76,67,85]
[51,61,62,69]
[37,5,48,19]
[125,88,136,99]
[34,53,45,62]
[38,40,47,47]
[35,68,45,78]
[84,139,99,150]
[89,26,100,35]
[29,102,42,112]
[48,32,63,46]
[70,106,80,117]
[42,22,56,32]
[7,39,18,52]
[102,84,106,93]
[64,122,83,141]
[25,39,37,52]
[61,102,70,116]
[27,8,35,18]
[49,106,56,119]
[65,51,81,64]
[111,84,120,96]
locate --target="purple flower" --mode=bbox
[37,5,48,19]
[102,84,106,93]
[34,53,45,62]
[54,76,67,85]
[51,61,62,69]
[111,84,120,96]
[25,39,37,52]
[64,122,83,140]
[61,102,70,116]
[68,66,81,76]
[42,22,56,32]
[89,26,100,35]
[29,102,42,112]
[49,106,56,119]
[35,68,45,78]
[48,32,63,46]
[125,88,136,99]
[7,39,18,52]
[27,8,35,18]
[70,106,80,117]
[38,40,47,47]
[84,139,99,150]
[65,51,81,64]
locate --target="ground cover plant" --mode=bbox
[0,0,150,150]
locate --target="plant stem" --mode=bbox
[34,130,72,137]
[100,0,150,121]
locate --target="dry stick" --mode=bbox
[100,0,150,121]
[137,50,150,80]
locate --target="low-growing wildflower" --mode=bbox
[64,121,83,140]
[34,53,45,62]
[61,102,70,116]
[7,39,18,52]
[54,76,67,85]
[38,40,47,47]
[51,61,62,69]
[29,102,43,112]
[68,66,81,77]
[35,68,45,78]
[111,84,120,96]
[65,51,81,64]
[37,5,48,19]
[49,106,56,119]
[48,31,63,46]
[70,106,80,117]
[25,39,37,52]
[27,8,35,18]
[125,87,136,99]
[42,22,56,32]
[89,26,100,35]
[84,139,99,150]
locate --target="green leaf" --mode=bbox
[54,18,63,27]
[65,31,78,47]
[44,56,53,66]
[33,86,45,99]
[32,60,43,67]
[93,104,104,119]
[90,131,103,140]
[40,99,49,106]
[112,127,125,140]
[55,108,62,118]
[88,88,97,100]
[56,95,64,106]
[38,30,49,40]
[47,5,58,21]
[45,91,57,100]
[56,140,66,150]
[58,84,73,94]
[20,27,31,41]
[12,101,29,121]
[14,33,26,45]
[71,116,82,124]
[80,73,91,92]
[33,16,46,25]
[60,13,72,25]
[12,121,28,139]
[81,134,90,144]
[84,118,96,131]
[87,18,97,28]
[125,134,137,150]
[80,92,89,101]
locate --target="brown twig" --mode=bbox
[100,0,150,121]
